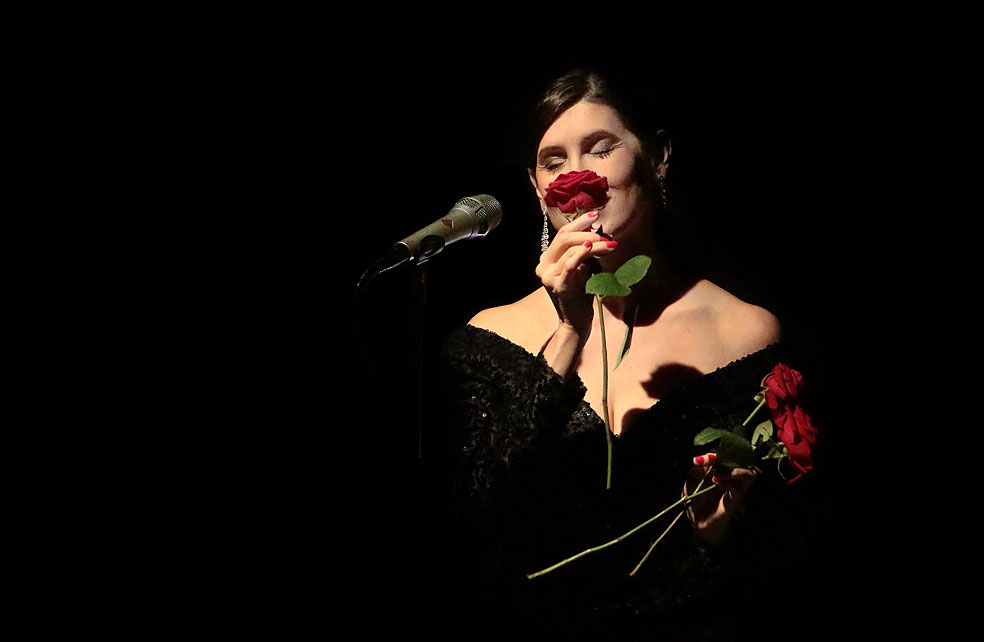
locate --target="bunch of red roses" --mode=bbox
[528,362,820,580]
[693,362,819,484]
[762,363,819,483]
[632,362,819,575]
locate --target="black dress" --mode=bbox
[439,324,821,642]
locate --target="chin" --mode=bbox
[593,212,627,236]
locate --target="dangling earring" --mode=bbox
[655,174,668,210]
[540,208,550,253]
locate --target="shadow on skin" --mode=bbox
[619,362,704,437]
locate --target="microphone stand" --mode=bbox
[409,260,428,467]
[351,255,434,626]
[354,253,429,469]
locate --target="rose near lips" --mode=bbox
[545,170,610,220]
[544,172,654,491]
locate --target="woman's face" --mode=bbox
[530,99,659,238]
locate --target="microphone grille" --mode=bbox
[453,194,502,236]
[472,194,503,234]
[455,196,482,209]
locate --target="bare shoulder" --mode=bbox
[468,288,557,355]
[690,280,782,355]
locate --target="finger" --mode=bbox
[542,242,589,277]
[565,240,619,274]
[692,453,717,467]
[543,222,604,262]
[683,464,717,497]
[584,238,618,253]
[710,468,758,493]
[684,481,724,524]
[558,241,595,281]
[547,238,607,275]
[538,241,581,279]
[541,230,600,264]
[557,210,600,233]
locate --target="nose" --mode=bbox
[569,152,605,174]
[569,154,595,173]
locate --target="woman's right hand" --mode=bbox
[535,210,617,337]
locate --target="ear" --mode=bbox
[528,167,547,211]
[652,129,672,179]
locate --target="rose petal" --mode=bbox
[791,406,819,443]
[544,170,610,214]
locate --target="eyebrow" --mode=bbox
[537,129,620,164]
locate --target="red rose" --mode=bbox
[544,170,610,214]
[763,363,819,484]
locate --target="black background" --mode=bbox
[174,26,969,640]
[341,55,878,638]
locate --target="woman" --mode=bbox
[441,69,815,641]
[479,68,778,540]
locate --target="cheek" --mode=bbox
[534,173,551,202]
[604,155,644,192]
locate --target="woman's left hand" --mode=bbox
[682,453,759,545]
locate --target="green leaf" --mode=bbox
[613,304,638,370]
[715,432,756,468]
[732,423,750,441]
[694,428,729,446]
[751,420,774,446]
[586,273,631,297]
[614,255,652,288]
[614,323,633,370]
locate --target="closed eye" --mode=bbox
[591,141,622,159]
[536,134,623,173]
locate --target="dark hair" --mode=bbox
[525,67,669,172]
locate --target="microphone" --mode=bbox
[359,194,503,287]
[396,194,503,264]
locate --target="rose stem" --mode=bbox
[629,471,713,576]
[526,484,718,580]
[742,395,768,427]
[629,511,686,577]
[596,294,613,490]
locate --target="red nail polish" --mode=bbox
[712,476,720,484]
[606,241,618,248]
[584,241,593,248]
[587,211,600,218]
[708,453,717,463]
[694,456,705,466]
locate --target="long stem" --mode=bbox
[597,295,613,490]
[629,510,686,576]
[629,471,713,576]
[526,484,718,580]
